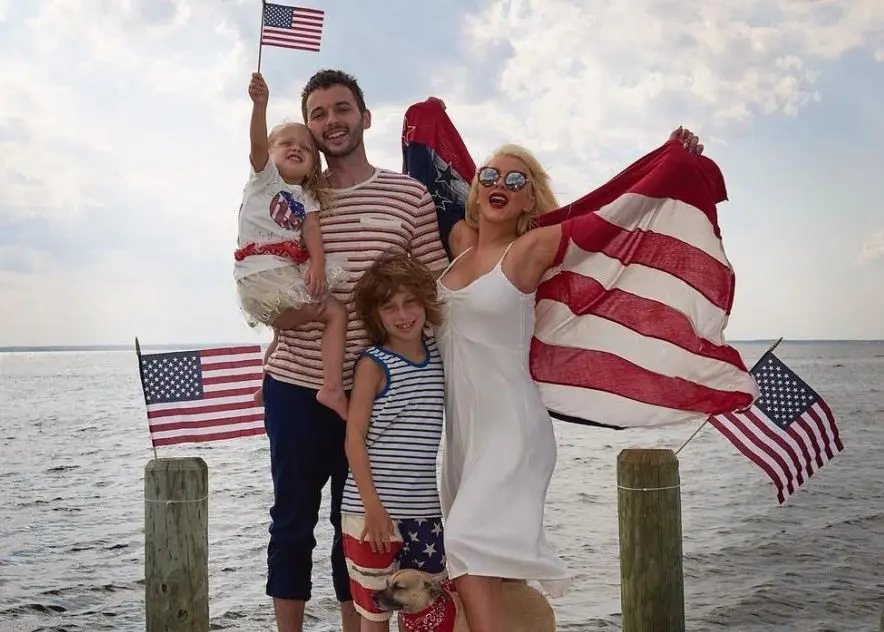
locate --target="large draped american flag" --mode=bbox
[402,98,759,429]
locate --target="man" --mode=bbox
[260,69,450,632]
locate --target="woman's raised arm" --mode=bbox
[509,223,564,294]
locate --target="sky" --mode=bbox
[1,0,882,347]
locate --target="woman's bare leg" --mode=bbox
[453,575,504,632]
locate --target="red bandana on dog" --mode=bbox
[400,590,456,632]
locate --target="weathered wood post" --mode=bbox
[617,448,685,632]
[144,457,209,631]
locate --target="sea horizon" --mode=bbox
[1,338,882,354]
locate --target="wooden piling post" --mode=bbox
[617,448,685,632]
[144,457,209,631]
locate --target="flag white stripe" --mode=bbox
[741,409,804,484]
[557,247,729,344]
[750,407,816,477]
[538,382,707,428]
[149,404,262,425]
[786,421,818,476]
[203,380,261,393]
[200,364,263,378]
[150,420,265,440]
[147,393,257,412]
[715,415,792,494]
[200,350,263,363]
[593,193,731,267]
[534,301,758,395]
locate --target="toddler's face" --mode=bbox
[269,124,317,184]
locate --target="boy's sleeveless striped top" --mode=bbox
[341,338,445,519]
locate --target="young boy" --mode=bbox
[341,252,447,631]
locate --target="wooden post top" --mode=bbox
[145,457,208,473]
[617,448,678,465]
[617,448,680,489]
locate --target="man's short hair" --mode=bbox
[301,69,367,122]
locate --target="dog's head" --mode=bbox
[372,568,445,614]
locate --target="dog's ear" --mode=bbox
[424,577,443,599]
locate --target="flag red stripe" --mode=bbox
[150,413,264,432]
[559,217,733,311]
[293,6,325,15]
[791,417,825,468]
[816,398,844,451]
[723,412,795,496]
[803,406,836,460]
[199,346,260,357]
[152,426,265,446]
[540,141,726,237]
[536,271,747,369]
[261,39,321,51]
[709,416,787,503]
[147,400,258,419]
[781,416,816,477]
[203,372,264,386]
[204,386,260,399]
[201,358,263,371]
[290,21,322,31]
[744,409,806,486]
[262,32,322,43]
[530,339,755,414]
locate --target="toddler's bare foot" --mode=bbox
[317,386,348,420]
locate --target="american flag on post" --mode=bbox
[136,344,265,447]
[261,2,324,52]
[709,350,843,504]
[402,99,759,429]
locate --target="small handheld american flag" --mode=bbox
[710,349,844,504]
[260,2,324,53]
[136,341,266,447]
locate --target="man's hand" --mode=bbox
[249,72,269,106]
[304,261,328,298]
[253,387,264,407]
[669,126,703,155]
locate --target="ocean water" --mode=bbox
[0,341,882,632]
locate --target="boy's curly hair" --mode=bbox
[354,251,443,344]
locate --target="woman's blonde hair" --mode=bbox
[464,143,559,236]
[268,121,333,212]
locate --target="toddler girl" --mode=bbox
[234,72,348,419]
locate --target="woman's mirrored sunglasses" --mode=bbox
[477,166,529,192]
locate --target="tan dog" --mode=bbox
[372,568,556,632]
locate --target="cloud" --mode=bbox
[860,230,884,262]
[1,0,883,344]
[430,0,884,203]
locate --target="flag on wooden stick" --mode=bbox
[136,343,265,447]
[709,350,843,504]
[261,2,324,52]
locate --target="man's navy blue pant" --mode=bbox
[262,374,352,602]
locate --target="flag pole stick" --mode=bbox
[674,336,784,456]
[256,0,266,72]
[136,336,159,460]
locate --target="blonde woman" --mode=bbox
[438,130,702,632]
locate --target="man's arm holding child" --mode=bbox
[253,328,279,407]
[301,213,327,298]
[344,356,396,553]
